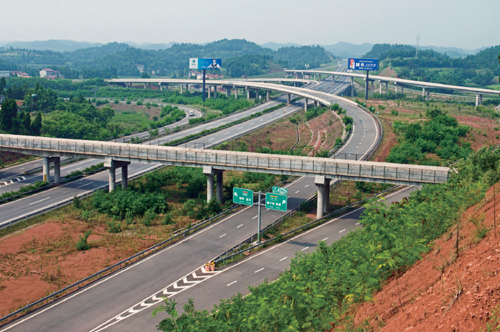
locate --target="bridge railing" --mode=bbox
[0,135,449,184]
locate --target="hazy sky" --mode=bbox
[1,0,498,49]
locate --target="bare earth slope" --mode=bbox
[354,185,500,331]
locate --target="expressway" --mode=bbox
[0,73,381,331]
[0,96,303,228]
[286,69,500,104]
[0,105,203,193]
[97,186,418,332]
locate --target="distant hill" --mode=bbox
[125,42,177,50]
[2,40,103,52]
[260,42,302,50]
[321,42,374,58]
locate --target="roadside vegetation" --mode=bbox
[151,145,497,332]
[216,105,344,156]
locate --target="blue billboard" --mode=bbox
[348,58,379,71]
[189,58,222,70]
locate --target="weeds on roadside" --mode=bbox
[76,230,92,250]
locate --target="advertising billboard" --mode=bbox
[348,58,379,71]
[189,58,222,70]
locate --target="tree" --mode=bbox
[141,72,150,79]
[20,111,31,134]
[31,112,42,135]
[0,99,17,132]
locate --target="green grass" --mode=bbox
[110,112,151,127]
[487,84,500,91]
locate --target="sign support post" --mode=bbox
[202,69,206,102]
[348,58,378,101]
[257,191,262,244]
[365,70,369,100]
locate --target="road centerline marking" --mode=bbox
[227,280,237,286]
[279,256,288,261]
[254,268,264,273]
[339,229,346,233]
[219,233,226,238]
[237,224,243,228]
[28,197,50,205]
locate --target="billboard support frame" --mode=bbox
[202,69,206,102]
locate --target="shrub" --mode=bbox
[107,221,122,233]
[391,109,399,116]
[76,230,92,250]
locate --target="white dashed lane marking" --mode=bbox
[254,268,264,273]
[219,233,226,238]
[339,229,346,233]
[321,237,328,242]
[227,280,237,286]
[279,256,288,261]
[302,247,309,251]
[29,197,50,205]
[237,224,243,228]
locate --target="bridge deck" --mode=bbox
[0,135,449,185]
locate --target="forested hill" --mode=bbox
[363,43,500,86]
[0,39,333,78]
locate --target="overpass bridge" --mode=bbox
[0,134,449,212]
[107,78,337,108]
[285,69,499,105]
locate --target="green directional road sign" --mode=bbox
[233,187,254,206]
[272,186,288,196]
[265,192,287,212]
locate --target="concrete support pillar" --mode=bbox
[426,90,430,101]
[185,84,189,91]
[104,159,131,192]
[234,87,238,99]
[287,94,291,104]
[226,87,231,98]
[379,80,382,94]
[203,166,223,203]
[216,172,223,203]
[108,167,116,192]
[385,82,388,94]
[314,101,318,108]
[476,94,483,106]
[53,157,60,184]
[144,83,147,89]
[266,90,270,101]
[315,176,326,219]
[121,165,128,190]
[422,87,426,98]
[42,157,50,182]
[294,82,297,87]
[401,86,404,94]
[246,89,250,100]
[395,83,399,94]
[180,85,183,93]
[323,178,331,214]
[304,98,308,111]
[314,74,316,81]
[214,86,217,98]
[159,84,163,91]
